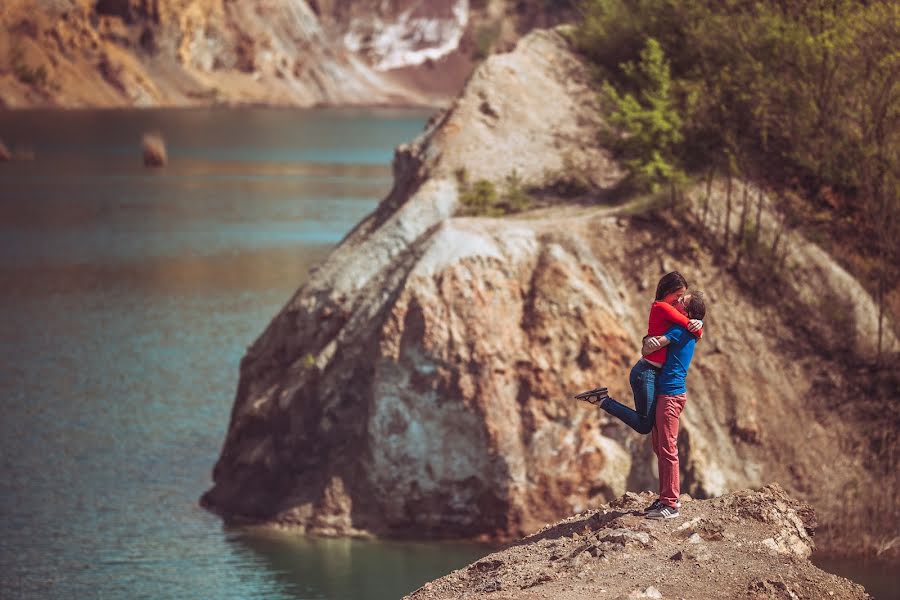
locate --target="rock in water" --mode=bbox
[0,139,10,162]
[142,133,167,167]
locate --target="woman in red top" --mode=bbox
[579,271,702,433]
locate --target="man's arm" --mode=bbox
[642,324,692,356]
[642,335,670,356]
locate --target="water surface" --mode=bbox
[0,108,491,600]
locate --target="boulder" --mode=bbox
[141,133,166,167]
[201,29,631,540]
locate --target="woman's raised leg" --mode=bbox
[600,360,658,434]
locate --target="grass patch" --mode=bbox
[614,187,673,217]
[473,24,501,61]
[456,169,534,217]
[542,154,596,198]
[9,41,49,88]
[9,44,47,87]
[14,62,47,86]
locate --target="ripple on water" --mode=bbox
[0,108,494,600]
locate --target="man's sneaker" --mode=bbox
[643,499,681,513]
[645,504,680,519]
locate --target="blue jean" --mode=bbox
[600,358,660,434]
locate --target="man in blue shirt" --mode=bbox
[641,291,706,519]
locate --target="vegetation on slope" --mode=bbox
[572,0,899,360]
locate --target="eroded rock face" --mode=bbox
[404,485,869,600]
[202,29,630,538]
[0,0,569,108]
[0,0,421,107]
[364,223,639,535]
[201,27,897,544]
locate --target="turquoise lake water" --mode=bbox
[0,108,894,599]
[0,108,491,600]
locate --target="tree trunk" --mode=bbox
[877,269,884,364]
[771,199,785,270]
[754,188,764,249]
[702,168,714,226]
[724,174,733,257]
[734,184,751,269]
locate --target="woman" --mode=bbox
[576,271,702,434]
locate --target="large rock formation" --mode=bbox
[405,485,870,599]
[0,0,571,108]
[202,28,628,538]
[201,27,898,550]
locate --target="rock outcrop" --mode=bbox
[201,26,897,551]
[141,132,167,167]
[404,485,870,600]
[0,0,571,108]
[202,28,627,538]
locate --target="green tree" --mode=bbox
[602,37,684,192]
[573,0,900,346]
[843,2,900,360]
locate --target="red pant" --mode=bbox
[651,393,687,508]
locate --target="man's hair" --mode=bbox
[655,271,688,301]
[685,291,706,320]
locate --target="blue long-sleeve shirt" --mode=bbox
[657,325,697,395]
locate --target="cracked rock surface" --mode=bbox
[405,484,869,600]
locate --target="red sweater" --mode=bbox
[644,300,702,365]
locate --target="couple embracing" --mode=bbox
[578,271,707,520]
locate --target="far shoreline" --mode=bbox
[0,99,448,114]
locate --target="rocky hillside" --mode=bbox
[200,27,898,556]
[405,485,869,600]
[0,0,570,108]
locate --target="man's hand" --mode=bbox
[642,335,669,356]
[687,319,703,333]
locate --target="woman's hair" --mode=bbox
[685,291,706,320]
[655,271,689,301]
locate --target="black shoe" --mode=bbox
[573,387,609,406]
[644,498,682,513]
[645,504,680,519]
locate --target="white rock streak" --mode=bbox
[343,0,469,71]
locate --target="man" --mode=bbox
[640,291,706,519]
[580,291,706,519]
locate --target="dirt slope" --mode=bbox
[405,485,870,600]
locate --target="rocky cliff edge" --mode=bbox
[405,485,869,600]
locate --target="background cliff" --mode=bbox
[0,0,571,108]
[200,28,899,558]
